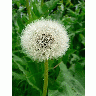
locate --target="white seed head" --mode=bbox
[21,19,69,62]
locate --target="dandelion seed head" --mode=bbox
[21,19,69,62]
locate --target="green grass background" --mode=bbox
[12,0,85,96]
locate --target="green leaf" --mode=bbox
[17,10,25,32]
[67,8,79,17]
[27,61,44,90]
[12,53,27,65]
[12,53,44,94]
[69,62,85,88]
[29,0,39,22]
[62,49,75,64]
[48,62,85,96]
[12,72,26,80]
[20,0,26,6]
[79,34,85,46]
[70,54,80,64]
[41,0,59,16]
[32,2,41,17]
[13,59,42,95]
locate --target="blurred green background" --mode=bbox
[12,0,85,96]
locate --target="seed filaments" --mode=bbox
[21,20,69,62]
[36,34,55,49]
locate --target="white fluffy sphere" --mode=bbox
[21,19,69,62]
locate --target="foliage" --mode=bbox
[12,0,85,96]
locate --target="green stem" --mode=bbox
[62,0,63,4]
[41,0,44,6]
[26,0,31,20]
[43,59,48,96]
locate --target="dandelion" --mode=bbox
[21,19,69,62]
[21,19,69,96]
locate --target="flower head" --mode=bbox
[21,19,69,62]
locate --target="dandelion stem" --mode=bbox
[43,59,48,96]
[26,0,31,20]
[41,0,44,6]
[61,0,63,4]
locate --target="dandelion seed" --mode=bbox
[21,19,69,62]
